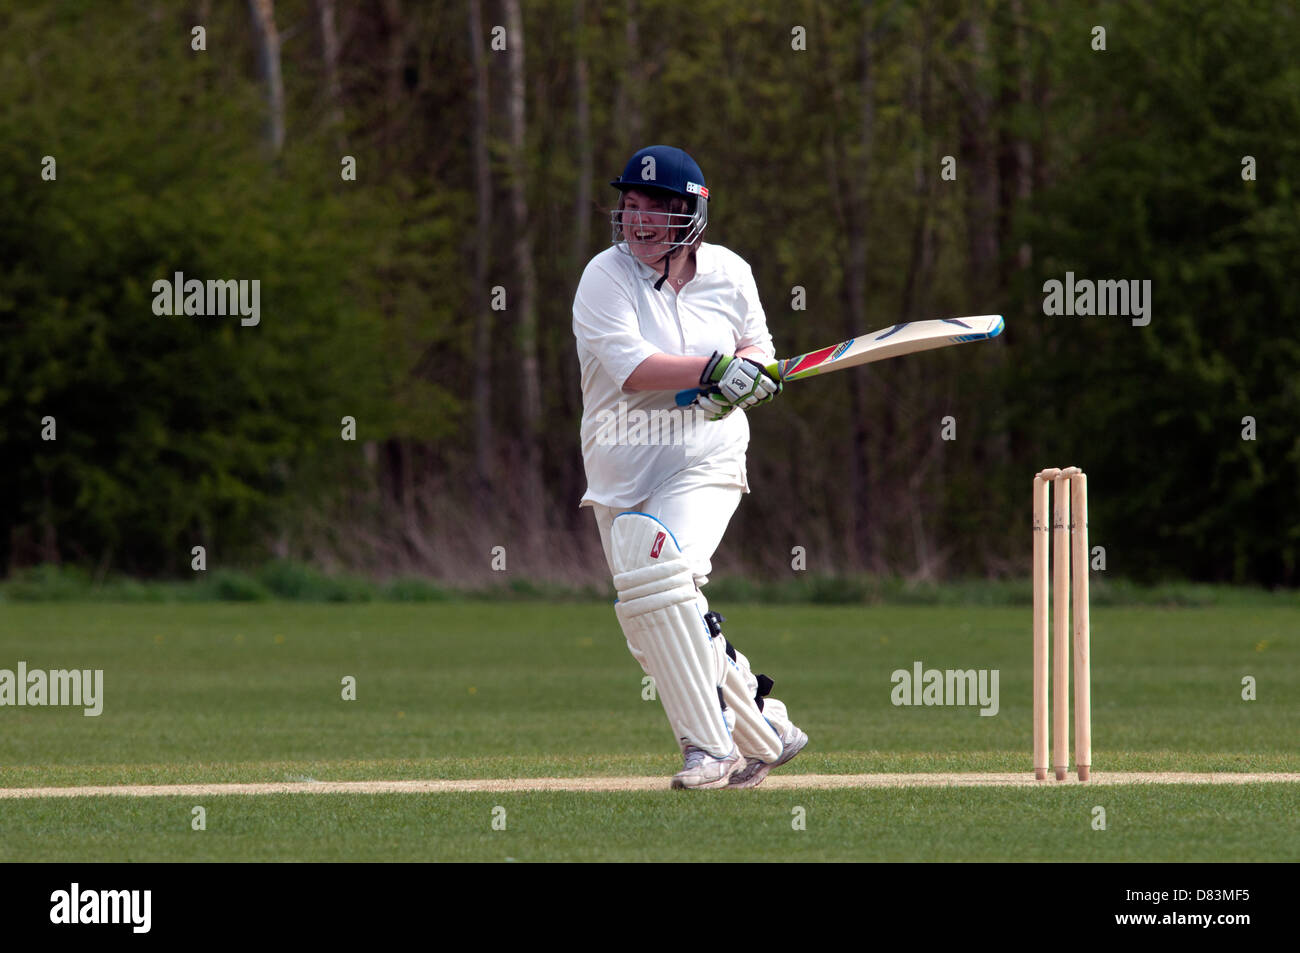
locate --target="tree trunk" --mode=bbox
[469,0,494,504]
[896,5,942,578]
[998,0,1033,276]
[900,12,936,324]
[382,0,404,156]
[615,0,643,144]
[572,0,593,270]
[504,0,543,534]
[957,7,999,306]
[842,4,875,571]
[316,0,347,151]
[563,0,593,519]
[247,0,285,156]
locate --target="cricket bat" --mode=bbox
[675,315,1005,407]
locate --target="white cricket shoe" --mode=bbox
[671,745,744,790]
[727,725,809,789]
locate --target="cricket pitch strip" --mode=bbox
[1,772,1297,798]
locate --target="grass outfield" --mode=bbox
[5,786,1296,862]
[0,602,1296,861]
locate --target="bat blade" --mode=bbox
[674,315,1004,406]
[778,315,1004,381]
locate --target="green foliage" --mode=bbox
[210,570,273,602]
[0,4,455,572]
[1,0,1296,586]
[1014,0,1300,585]
[4,561,1297,607]
[384,577,452,602]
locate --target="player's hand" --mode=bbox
[700,352,782,411]
[693,388,740,421]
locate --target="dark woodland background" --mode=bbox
[2,0,1297,587]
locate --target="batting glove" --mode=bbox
[700,352,782,411]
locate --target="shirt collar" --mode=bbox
[628,242,715,282]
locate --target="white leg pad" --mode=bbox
[721,655,784,763]
[725,642,794,738]
[611,513,733,757]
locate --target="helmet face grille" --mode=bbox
[609,198,708,253]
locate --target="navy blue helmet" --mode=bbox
[609,145,709,251]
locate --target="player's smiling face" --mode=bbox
[620,189,675,265]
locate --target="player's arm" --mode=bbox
[723,262,781,408]
[708,264,780,411]
[735,259,775,360]
[622,353,712,392]
[671,265,780,415]
[574,263,672,392]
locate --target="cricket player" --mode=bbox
[572,144,808,789]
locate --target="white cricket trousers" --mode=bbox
[588,457,794,755]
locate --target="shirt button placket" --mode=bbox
[671,290,691,352]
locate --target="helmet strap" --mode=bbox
[653,244,676,292]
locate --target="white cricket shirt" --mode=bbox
[573,242,775,508]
